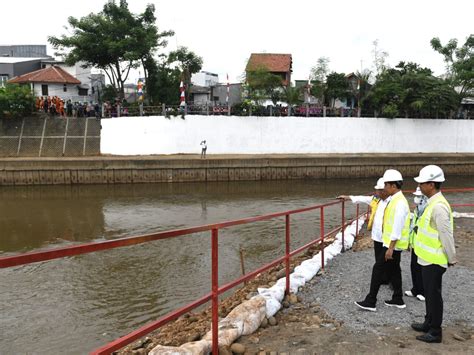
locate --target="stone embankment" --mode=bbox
[1,153,473,185]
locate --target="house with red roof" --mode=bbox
[8,66,84,101]
[245,53,292,87]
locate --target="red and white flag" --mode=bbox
[180,80,185,106]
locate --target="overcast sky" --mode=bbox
[1,0,472,83]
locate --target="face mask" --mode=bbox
[414,196,422,205]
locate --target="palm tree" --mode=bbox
[284,86,303,116]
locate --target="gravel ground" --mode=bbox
[300,245,474,335]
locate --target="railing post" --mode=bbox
[38,115,48,157]
[16,117,25,156]
[320,207,325,270]
[355,204,360,238]
[285,214,290,296]
[211,228,219,355]
[341,200,345,253]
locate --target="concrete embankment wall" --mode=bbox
[1,154,473,186]
[101,116,474,155]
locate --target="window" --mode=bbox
[63,84,67,92]
[0,75,8,88]
[78,88,88,96]
[42,84,48,96]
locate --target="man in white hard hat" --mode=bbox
[411,165,456,343]
[405,187,428,301]
[338,178,391,265]
[355,169,410,311]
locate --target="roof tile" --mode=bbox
[8,66,81,84]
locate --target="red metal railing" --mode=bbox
[1,188,472,354]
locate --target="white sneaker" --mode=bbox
[416,294,425,301]
[405,290,414,297]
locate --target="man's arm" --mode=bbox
[432,204,457,265]
[337,195,373,205]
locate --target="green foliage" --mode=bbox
[49,0,173,98]
[0,84,35,119]
[365,61,458,118]
[245,67,283,105]
[326,72,349,107]
[431,35,473,101]
[382,103,398,118]
[101,85,118,103]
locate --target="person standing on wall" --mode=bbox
[338,177,391,265]
[411,165,456,343]
[405,187,428,301]
[200,140,207,159]
[355,169,410,311]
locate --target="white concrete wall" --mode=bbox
[100,116,474,155]
[33,83,81,101]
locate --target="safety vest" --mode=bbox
[382,192,410,250]
[414,194,453,265]
[367,196,381,231]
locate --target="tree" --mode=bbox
[366,61,458,118]
[283,85,303,115]
[0,84,35,119]
[245,67,283,106]
[147,59,181,105]
[311,57,330,82]
[310,57,330,105]
[325,72,349,107]
[372,39,389,76]
[48,0,173,99]
[167,46,203,102]
[431,35,473,102]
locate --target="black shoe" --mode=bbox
[354,300,376,312]
[416,333,442,343]
[411,323,430,332]
[384,299,406,309]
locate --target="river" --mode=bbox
[1,177,472,354]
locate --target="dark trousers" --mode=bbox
[365,246,403,305]
[410,250,424,296]
[374,241,389,283]
[421,264,446,335]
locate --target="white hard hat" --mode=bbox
[374,177,384,190]
[413,187,423,196]
[382,169,403,182]
[414,165,445,183]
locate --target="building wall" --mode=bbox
[101,116,474,155]
[191,72,219,87]
[213,84,242,105]
[0,60,42,79]
[32,83,85,101]
[0,45,48,57]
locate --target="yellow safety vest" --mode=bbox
[382,193,410,250]
[367,196,380,231]
[414,194,453,265]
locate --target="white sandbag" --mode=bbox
[149,339,210,355]
[289,274,306,293]
[263,296,281,318]
[453,211,474,219]
[293,262,319,282]
[258,285,285,303]
[222,295,266,335]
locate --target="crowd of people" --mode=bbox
[35,96,101,118]
[34,96,133,118]
[338,165,455,344]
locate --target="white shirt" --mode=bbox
[386,190,409,250]
[349,195,391,243]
